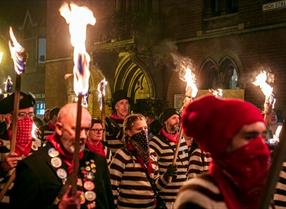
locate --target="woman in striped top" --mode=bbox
[175,96,271,209]
[109,114,169,209]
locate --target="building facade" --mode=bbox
[46,0,286,117]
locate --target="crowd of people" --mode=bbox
[0,89,285,209]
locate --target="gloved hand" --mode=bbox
[166,164,177,177]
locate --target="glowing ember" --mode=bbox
[9,27,27,75]
[209,88,223,97]
[97,78,107,111]
[60,2,96,96]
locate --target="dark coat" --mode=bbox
[10,142,115,209]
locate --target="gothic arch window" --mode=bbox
[199,59,217,89]
[219,57,239,89]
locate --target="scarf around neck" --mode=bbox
[46,134,84,174]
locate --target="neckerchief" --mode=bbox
[46,134,83,174]
[126,135,153,175]
[86,140,106,158]
[160,128,179,144]
[110,113,124,123]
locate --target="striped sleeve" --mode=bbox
[174,175,227,209]
[274,162,286,208]
[188,148,212,179]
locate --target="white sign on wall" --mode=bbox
[263,0,286,11]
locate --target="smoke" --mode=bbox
[152,40,196,75]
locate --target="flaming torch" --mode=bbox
[60,2,96,194]
[0,27,27,201]
[8,27,27,154]
[97,78,107,140]
[170,55,198,182]
[252,71,275,126]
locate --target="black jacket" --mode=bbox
[10,142,115,209]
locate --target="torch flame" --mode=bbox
[60,2,96,96]
[210,88,223,98]
[253,71,273,98]
[180,67,198,98]
[97,78,108,111]
[9,27,26,75]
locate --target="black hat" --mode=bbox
[111,90,130,109]
[0,92,36,114]
[159,108,180,123]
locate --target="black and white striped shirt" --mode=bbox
[109,148,163,209]
[105,117,124,156]
[149,135,189,209]
[188,148,212,179]
[174,174,227,209]
[274,162,286,208]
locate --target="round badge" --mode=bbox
[56,168,67,179]
[85,172,94,180]
[84,181,95,191]
[51,157,62,168]
[48,148,59,158]
[90,163,96,169]
[85,191,96,201]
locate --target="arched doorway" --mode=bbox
[113,52,155,105]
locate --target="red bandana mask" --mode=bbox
[15,117,33,156]
[210,136,270,209]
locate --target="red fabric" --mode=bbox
[47,121,56,131]
[126,141,153,175]
[182,95,265,158]
[86,140,106,158]
[181,95,269,209]
[160,128,179,144]
[46,134,83,174]
[210,136,270,209]
[110,113,124,122]
[15,117,33,156]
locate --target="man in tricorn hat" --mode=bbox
[105,89,130,155]
[149,108,189,209]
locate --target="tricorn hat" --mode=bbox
[0,92,36,114]
[111,90,130,110]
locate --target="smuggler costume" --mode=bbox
[10,134,114,209]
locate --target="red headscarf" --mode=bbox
[181,95,270,209]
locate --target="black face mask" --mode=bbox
[130,130,149,164]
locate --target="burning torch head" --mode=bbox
[181,95,264,159]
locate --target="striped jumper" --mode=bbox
[109,148,165,209]
[105,117,124,156]
[149,135,189,209]
[188,148,212,179]
[274,161,286,208]
[174,174,227,209]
